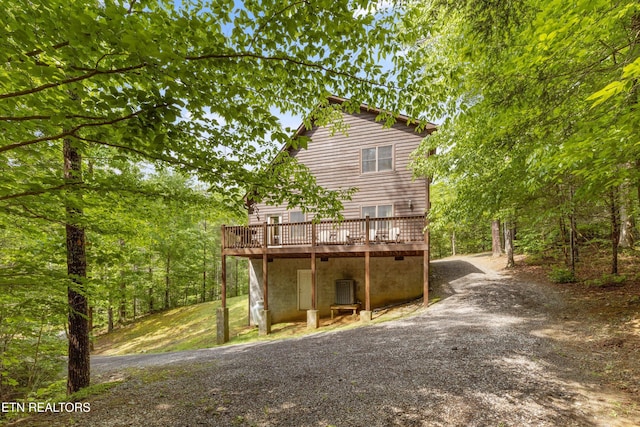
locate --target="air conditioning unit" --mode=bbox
[335,279,356,305]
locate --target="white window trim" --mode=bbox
[361,204,394,219]
[361,144,394,174]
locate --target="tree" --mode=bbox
[403,0,640,270]
[2,0,404,393]
[491,220,502,258]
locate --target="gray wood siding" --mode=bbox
[250,110,431,225]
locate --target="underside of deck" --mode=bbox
[223,243,428,258]
[217,215,430,342]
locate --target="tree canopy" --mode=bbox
[1,0,408,396]
[403,0,639,268]
[2,0,407,216]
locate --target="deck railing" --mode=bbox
[223,215,427,249]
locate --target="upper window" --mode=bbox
[361,145,393,173]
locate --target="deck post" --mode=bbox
[423,213,429,307]
[216,306,229,344]
[361,251,372,322]
[308,223,319,329]
[365,215,370,245]
[362,216,372,322]
[311,223,317,310]
[260,222,271,335]
[217,226,229,344]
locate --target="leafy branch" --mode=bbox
[0,104,168,153]
[0,182,84,202]
[248,0,311,49]
[1,50,393,102]
[0,114,109,122]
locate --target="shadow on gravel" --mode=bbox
[429,259,486,305]
[32,257,639,427]
[431,259,485,284]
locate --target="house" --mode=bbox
[216,96,436,343]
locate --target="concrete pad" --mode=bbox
[360,310,372,322]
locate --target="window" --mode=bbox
[377,145,393,171]
[290,211,305,223]
[377,205,392,218]
[361,205,392,219]
[362,206,377,219]
[361,145,393,173]
[268,215,281,245]
[362,205,393,239]
[289,211,306,241]
[362,148,377,173]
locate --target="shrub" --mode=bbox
[587,273,626,288]
[548,267,576,283]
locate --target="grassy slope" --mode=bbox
[92,295,250,355]
[93,293,436,356]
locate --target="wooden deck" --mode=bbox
[218,214,430,334]
[222,215,428,258]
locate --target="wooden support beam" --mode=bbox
[262,222,269,311]
[423,250,429,307]
[364,215,371,312]
[365,251,371,312]
[262,253,268,311]
[311,222,317,310]
[221,254,227,309]
[423,213,429,307]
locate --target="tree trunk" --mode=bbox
[164,253,171,310]
[619,214,635,248]
[118,282,126,325]
[88,306,94,352]
[210,259,217,301]
[619,195,635,248]
[148,287,154,313]
[451,230,456,256]
[202,220,207,303]
[118,239,126,325]
[491,219,502,257]
[569,212,578,274]
[148,266,154,313]
[568,185,578,272]
[610,188,621,275]
[63,139,90,395]
[107,305,114,333]
[637,159,640,224]
[504,219,515,268]
[559,215,571,265]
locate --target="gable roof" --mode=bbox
[290,95,437,141]
[245,96,436,210]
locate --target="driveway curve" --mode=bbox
[33,255,640,426]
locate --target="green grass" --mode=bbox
[93,295,250,355]
[94,295,441,356]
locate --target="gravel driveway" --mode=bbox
[31,255,639,426]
